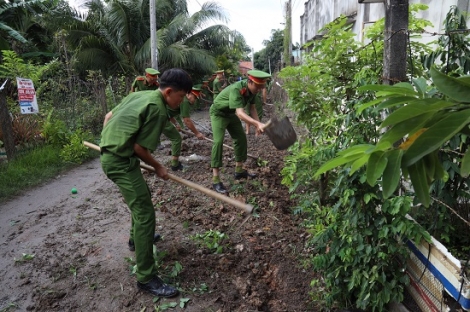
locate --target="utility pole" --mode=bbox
[283,0,292,67]
[150,0,158,70]
[382,0,408,85]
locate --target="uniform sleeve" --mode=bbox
[135,104,167,151]
[180,99,191,118]
[131,79,138,92]
[215,80,224,93]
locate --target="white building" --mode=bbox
[300,0,470,48]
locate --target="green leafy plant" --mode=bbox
[0,50,51,84]
[14,253,35,264]
[59,129,93,164]
[41,110,68,146]
[190,230,229,254]
[278,6,435,311]
[69,266,77,279]
[316,68,470,207]
[179,298,190,308]
[0,302,18,312]
[192,283,209,294]
[256,157,268,167]
[170,261,183,278]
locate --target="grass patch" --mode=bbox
[0,144,76,202]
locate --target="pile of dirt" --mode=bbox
[0,107,319,311]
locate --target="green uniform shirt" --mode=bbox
[100,91,167,157]
[211,80,257,117]
[212,77,226,96]
[167,96,191,119]
[201,86,211,99]
[245,92,264,119]
[131,76,159,92]
[166,96,192,127]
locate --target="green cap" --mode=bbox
[190,86,201,96]
[246,70,271,79]
[202,80,209,83]
[215,70,224,74]
[246,70,271,84]
[145,68,160,75]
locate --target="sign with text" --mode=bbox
[16,77,39,114]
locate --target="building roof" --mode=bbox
[238,61,253,70]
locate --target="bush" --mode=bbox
[60,129,93,164]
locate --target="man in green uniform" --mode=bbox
[159,86,205,170]
[200,80,213,109]
[212,70,227,100]
[192,83,202,111]
[209,69,271,194]
[130,68,160,92]
[208,73,216,95]
[100,68,192,297]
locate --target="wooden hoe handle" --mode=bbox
[83,141,253,214]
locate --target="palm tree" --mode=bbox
[0,0,52,52]
[66,0,232,77]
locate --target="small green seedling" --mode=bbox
[257,158,269,167]
[190,230,229,254]
[14,253,35,264]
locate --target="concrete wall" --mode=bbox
[299,0,470,47]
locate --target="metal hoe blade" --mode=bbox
[263,116,297,150]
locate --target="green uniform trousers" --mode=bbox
[157,122,182,157]
[210,113,247,168]
[100,153,157,283]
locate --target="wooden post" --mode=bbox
[0,80,16,160]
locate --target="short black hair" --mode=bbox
[159,68,193,93]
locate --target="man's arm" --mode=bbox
[133,143,169,180]
[103,111,113,127]
[235,107,264,135]
[169,117,182,130]
[249,104,260,122]
[183,117,204,139]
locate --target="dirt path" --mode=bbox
[0,108,318,312]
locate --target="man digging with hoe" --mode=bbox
[99,68,192,298]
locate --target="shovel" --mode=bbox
[178,128,259,160]
[263,116,297,150]
[83,141,253,214]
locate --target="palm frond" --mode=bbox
[190,1,228,25]
[0,22,27,42]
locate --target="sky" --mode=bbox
[187,0,304,53]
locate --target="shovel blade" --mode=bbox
[264,116,297,150]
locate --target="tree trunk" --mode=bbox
[383,0,409,85]
[0,88,16,160]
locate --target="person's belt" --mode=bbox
[100,147,110,155]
